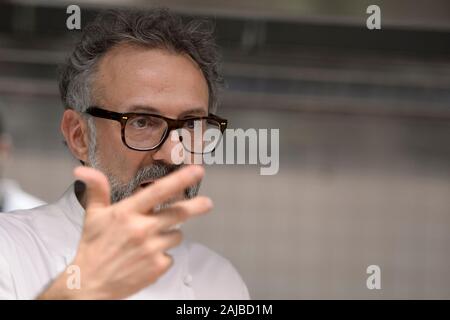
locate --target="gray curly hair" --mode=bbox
[58,8,223,113]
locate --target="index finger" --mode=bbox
[116,165,204,213]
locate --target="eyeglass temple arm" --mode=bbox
[86,107,125,121]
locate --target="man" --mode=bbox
[0,8,249,299]
[0,114,45,212]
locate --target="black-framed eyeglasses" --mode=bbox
[84,106,227,154]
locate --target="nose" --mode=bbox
[152,130,184,164]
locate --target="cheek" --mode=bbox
[95,124,144,183]
[98,144,146,184]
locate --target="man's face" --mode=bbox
[88,44,209,203]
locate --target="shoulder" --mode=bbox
[0,205,47,249]
[0,202,68,256]
[0,204,68,300]
[0,210,40,299]
[183,240,250,300]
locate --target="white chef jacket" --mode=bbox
[0,179,45,212]
[0,184,249,300]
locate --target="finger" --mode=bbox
[155,196,213,231]
[151,230,183,252]
[118,165,204,214]
[74,166,111,210]
[157,252,174,273]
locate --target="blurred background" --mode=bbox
[0,0,449,299]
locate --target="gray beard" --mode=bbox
[86,118,200,205]
[107,162,200,205]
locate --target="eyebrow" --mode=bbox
[126,105,161,114]
[125,105,208,118]
[179,108,208,118]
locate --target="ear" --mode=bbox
[61,109,91,163]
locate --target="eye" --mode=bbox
[131,117,150,129]
[185,119,196,130]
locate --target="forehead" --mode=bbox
[93,43,209,116]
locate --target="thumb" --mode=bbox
[74,166,111,210]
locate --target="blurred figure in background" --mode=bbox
[0,114,45,212]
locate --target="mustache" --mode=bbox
[131,162,182,188]
[104,162,200,204]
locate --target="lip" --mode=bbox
[139,180,154,188]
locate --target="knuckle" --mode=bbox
[172,230,183,246]
[153,255,165,271]
[144,216,159,232]
[157,255,173,273]
[143,241,158,256]
[113,207,130,223]
[175,207,189,222]
[127,223,148,243]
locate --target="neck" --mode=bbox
[74,180,87,210]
